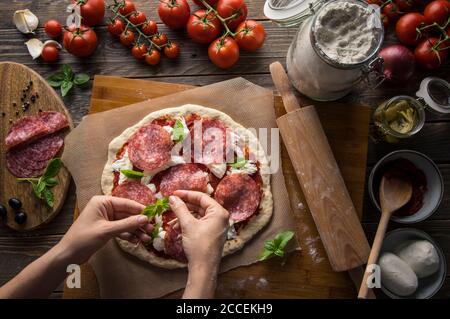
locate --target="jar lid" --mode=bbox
[263,0,323,26]
[416,77,450,114]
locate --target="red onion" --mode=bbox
[378,44,415,83]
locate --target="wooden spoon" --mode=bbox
[358,175,412,299]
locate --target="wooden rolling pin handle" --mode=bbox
[358,211,391,299]
[269,62,302,113]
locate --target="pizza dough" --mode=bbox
[101,104,273,269]
[379,252,418,296]
[395,240,440,278]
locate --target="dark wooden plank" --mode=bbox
[0,0,269,30]
[0,22,293,77]
[367,122,450,165]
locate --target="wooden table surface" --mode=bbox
[1,0,449,299]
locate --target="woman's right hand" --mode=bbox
[169,190,230,270]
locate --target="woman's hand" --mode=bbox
[169,190,230,298]
[58,195,152,264]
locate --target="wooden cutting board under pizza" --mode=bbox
[0,62,73,231]
[101,104,273,268]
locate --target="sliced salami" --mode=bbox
[39,111,69,134]
[5,116,48,150]
[5,112,68,150]
[127,123,173,172]
[192,118,229,165]
[6,133,65,178]
[159,164,208,196]
[163,211,187,262]
[214,173,261,222]
[112,181,156,206]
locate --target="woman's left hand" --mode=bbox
[58,195,152,264]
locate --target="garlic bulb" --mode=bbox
[13,9,39,34]
[25,39,62,59]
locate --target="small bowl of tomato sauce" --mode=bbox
[368,150,443,224]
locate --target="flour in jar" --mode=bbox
[313,1,381,64]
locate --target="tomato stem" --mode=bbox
[109,4,167,51]
[199,0,237,38]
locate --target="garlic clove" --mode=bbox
[43,40,62,50]
[25,39,62,60]
[25,38,44,59]
[13,9,39,34]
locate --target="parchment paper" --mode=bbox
[62,78,299,298]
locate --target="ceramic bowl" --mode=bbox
[368,150,443,223]
[380,228,447,299]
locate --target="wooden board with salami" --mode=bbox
[0,62,73,231]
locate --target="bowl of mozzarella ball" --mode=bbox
[379,228,446,298]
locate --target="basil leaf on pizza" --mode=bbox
[121,169,144,179]
[172,119,186,143]
[142,198,170,218]
[101,105,273,269]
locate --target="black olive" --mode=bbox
[0,204,7,218]
[8,198,22,210]
[14,211,27,225]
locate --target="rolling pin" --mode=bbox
[270,62,374,297]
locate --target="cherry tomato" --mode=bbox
[145,49,161,66]
[72,0,105,27]
[208,36,240,69]
[193,0,218,7]
[129,11,147,25]
[107,18,125,37]
[424,0,450,25]
[414,37,448,69]
[141,20,158,36]
[383,3,401,21]
[119,0,136,16]
[63,24,98,57]
[44,20,62,38]
[381,13,389,29]
[216,0,248,30]
[235,20,265,51]
[158,0,190,30]
[120,29,136,46]
[164,41,180,58]
[395,0,415,12]
[187,10,222,44]
[152,33,168,46]
[41,44,59,62]
[131,43,148,60]
[395,13,426,45]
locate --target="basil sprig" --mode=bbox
[259,230,295,261]
[151,223,161,240]
[230,157,247,169]
[47,64,89,97]
[172,119,186,143]
[121,169,144,179]
[142,198,170,218]
[17,158,63,207]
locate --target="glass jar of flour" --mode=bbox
[266,0,384,101]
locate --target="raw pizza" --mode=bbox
[101,104,273,269]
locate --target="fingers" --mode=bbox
[169,195,195,227]
[186,203,205,216]
[108,196,146,216]
[106,214,149,237]
[118,232,139,244]
[173,190,218,210]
